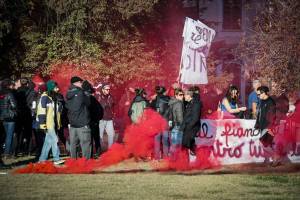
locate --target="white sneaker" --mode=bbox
[189,150,196,163]
[54,160,65,165]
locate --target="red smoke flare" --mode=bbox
[14,109,168,174]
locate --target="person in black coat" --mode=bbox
[66,76,91,159]
[255,86,276,132]
[14,78,34,156]
[150,86,170,159]
[255,86,278,165]
[181,88,201,152]
[82,80,103,158]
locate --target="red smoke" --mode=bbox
[162,147,220,171]
[47,63,103,95]
[14,109,168,174]
[273,102,300,157]
[14,108,220,174]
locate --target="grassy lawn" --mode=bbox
[0,160,300,200]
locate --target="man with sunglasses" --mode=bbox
[168,88,184,160]
[255,86,277,165]
[97,83,116,150]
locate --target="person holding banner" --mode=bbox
[219,85,247,118]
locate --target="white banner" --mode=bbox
[195,119,300,165]
[180,18,216,85]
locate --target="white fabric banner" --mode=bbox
[180,17,216,85]
[195,119,300,165]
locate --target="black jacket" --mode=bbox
[15,86,31,114]
[0,90,17,121]
[66,85,91,128]
[255,96,276,130]
[96,92,114,120]
[150,95,170,120]
[89,95,103,124]
[181,98,201,149]
[54,93,68,129]
[168,98,184,127]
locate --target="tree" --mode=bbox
[1,0,234,93]
[236,0,300,95]
[0,0,161,82]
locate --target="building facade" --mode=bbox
[183,0,264,104]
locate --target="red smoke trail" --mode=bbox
[162,147,220,172]
[273,102,300,158]
[96,108,168,169]
[14,107,221,174]
[14,109,168,174]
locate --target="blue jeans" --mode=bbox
[154,131,169,159]
[39,129,60,162]
[170,126,183,159]
[3,121,15,154]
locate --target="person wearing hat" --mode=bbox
[96,82,116,150]
[36,80,64,165]
[66,76,92,159]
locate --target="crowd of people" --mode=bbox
[0,76,299,168]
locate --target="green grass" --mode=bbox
[1,167,300,200]
[1,158,300,200]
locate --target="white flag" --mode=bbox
[179,17,216,85]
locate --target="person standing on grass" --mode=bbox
[181,88,201,161]
[14,78,33,156]
[150,86,170,160]
[66,76,92,159]
[0,79,17,158]
[96,83,116,150]
[254,86,277,165]
[168,88,184,160]
[33,83,47,161]
[37,80,64,165]
[82,80,103,158]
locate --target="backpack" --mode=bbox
[130,101,147,123]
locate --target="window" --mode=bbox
[223,0,242,30]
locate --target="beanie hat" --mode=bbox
[46,80,57,92]
[71,76,83,84]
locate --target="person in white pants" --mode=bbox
[96,83,116,149]
[99,120,115,148]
